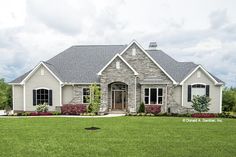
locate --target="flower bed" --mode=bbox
[30,112,53,116]
[191,113,216,118]
[61,104,87,115]
[145,105,161,115]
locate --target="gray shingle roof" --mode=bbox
[10,45,223,84]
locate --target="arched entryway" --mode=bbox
[109,82,128,111]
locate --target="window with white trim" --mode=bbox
[83,88,90,103]
[192,84,206,97]
[144,88,163,105]
[33,89,52,106]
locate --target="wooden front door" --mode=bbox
[112,91,126,110]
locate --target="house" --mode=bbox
[10,40,224,113]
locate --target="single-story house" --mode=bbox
[10,40,224,113]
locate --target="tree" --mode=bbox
[191,95,211,113]
[0,79,12,110]
[88,83,101,113]
[138,102,145,113]
[222,87,236,111]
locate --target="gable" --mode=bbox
[121,41,175,84]
[98,54,138,76]
[22,62,62,84]
[180,65,221,85]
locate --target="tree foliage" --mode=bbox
[222,87,236,111]
[88,83,101,113]
[0,79,12,110]
[191,95,211,113]
[138,102,145,113]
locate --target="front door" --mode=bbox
[112,91,126,110]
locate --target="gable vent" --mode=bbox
[149,42,157,50]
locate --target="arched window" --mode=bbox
[192,84,206,97]
[187,84,210,102]
[33,88,52,106]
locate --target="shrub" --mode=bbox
[191,113,216,118]
[138,102,145,113]
[52,111,61,115]
[36,103,49,112]
[21,112,31,116]
[145,105,161,115]
[61,104,87,115]
[232,105,236,113]
[191,95,211,113]
[88,83,101,113]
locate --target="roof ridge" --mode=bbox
[72,44,127,47]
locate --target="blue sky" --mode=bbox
[0,0,236,86]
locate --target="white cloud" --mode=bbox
[0,0,236,86]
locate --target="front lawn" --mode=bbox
[0,117,235,157]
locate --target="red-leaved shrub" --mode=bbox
[30,112,53,116]
[61,104,87,115]
[145,105,161,115]
[191,113,216,118]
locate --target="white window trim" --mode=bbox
[82,87,91,104]
[191,83,206,98]
[35,88,51,106]
[144,87,163,105]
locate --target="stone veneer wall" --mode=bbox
[100,57,136,112]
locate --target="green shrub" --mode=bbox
[232,105,236,113]
[138,102,145,113]
[52,111,61,115]
[88,83,101,113]
[21,112,30,116]
[191,95,211,113]
[36,103,49,112]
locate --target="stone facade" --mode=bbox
[97,43,180,113]
[99,57,136,112]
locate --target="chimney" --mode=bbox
[149,42,157,50]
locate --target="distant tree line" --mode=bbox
[223,87,236,112]
[0,79,12,110]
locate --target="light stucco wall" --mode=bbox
[183,68,221,113]
[173,86,182,105]
[62,85,73,104]
[25,65,61,111]
[13,85,23,111]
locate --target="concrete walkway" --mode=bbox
[0,114,126,118]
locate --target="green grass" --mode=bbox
[0,117,235,157]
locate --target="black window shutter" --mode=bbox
[187,85,191,102]
[49,90,53,106]
[206,85,210,97]
[33,90,36,106]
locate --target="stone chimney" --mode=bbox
[149,42,157,50]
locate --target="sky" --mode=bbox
[0,0,236,86]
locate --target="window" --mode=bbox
[132,48,136,56]
[188,84,210,102]
[83,88,90,103]
[192,84,206,97]
[33,89,52,106]
[116,61,120,69]
[144,88,163,105]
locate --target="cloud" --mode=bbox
[0,0,236,87]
